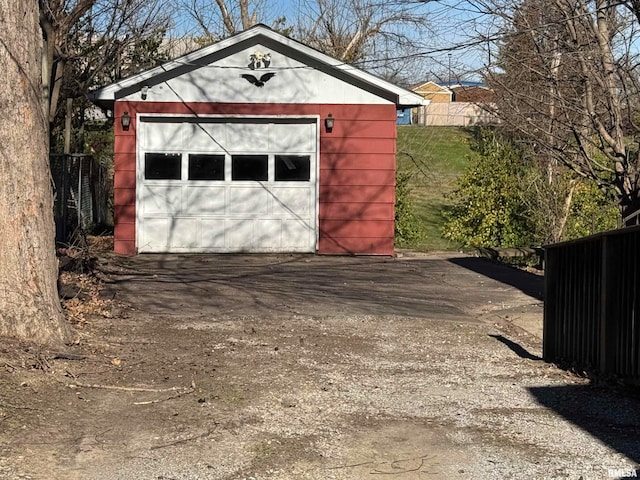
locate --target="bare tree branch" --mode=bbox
[476,0,640,218]
[40,0,172,128]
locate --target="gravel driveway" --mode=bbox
[0,252,638,479]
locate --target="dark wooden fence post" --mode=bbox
[599,236,609,374]
[543,248,556,361]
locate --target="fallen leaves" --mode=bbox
[59,272,113,325]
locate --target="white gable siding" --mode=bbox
[121,45,391,105]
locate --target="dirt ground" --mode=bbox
[0,250,639,480]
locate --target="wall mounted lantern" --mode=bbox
[324,113,335,133]
[121,111,131,131]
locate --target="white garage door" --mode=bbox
[137,117,318,253]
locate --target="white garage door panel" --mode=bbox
[138,117,317,253]
[140,218,169,251]
[283,219,311,248]
[270,124,314,151]
[256,219,282,248]
[272,187,310,216]
[226,219,254,249]
[169,218,198,248]
[185,186,226,214]
[142,185,182,215]
[226,123,269,151]
[228,187,269,214]
[199,220,226,248]
[187,123,227,151]
[143,122,184,150]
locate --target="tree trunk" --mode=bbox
[0,0,70,345]
[551,178,578,243]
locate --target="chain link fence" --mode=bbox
[51,154,112,245]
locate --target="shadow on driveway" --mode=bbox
[448,257,544,301]
[488,334,542,361]
[102,253,542,321]
[529,385,640,470]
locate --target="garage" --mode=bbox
[137,117,317,252]
[90,24,425,255]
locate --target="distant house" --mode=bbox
[409,80,497,126]
[451,85,495,103]
[411,81,453,103]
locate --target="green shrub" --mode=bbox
[395,170,424,246]
[442,130,535,248]
[443,128,620,249]
[564,180,618,239]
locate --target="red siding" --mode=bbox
[115,153,136,171]
[319,237,394,255]
[322,153,395,170]
[114,135,136,154]
[321,220,394,238]
[114,171,136,189]
[114,222,136,242]
[114,205,136,223]
[320,137,396,154]
[113,101,137,254]
[319,202,394,221]
[112,101,397,255]
[114,188,136,206]
[318,185,395,203]
[315,104,396,255]
[320,170,395,186]
[324,120,398,138]
[113,205,135,249]
[114,240,136,255]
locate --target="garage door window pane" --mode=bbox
[232,155,268,181]
[189,154,225,180]
[275,155,311,181]
[145,153,181,180]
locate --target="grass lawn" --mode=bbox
[396,126,473,251]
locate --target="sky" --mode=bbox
[167,0,494,83]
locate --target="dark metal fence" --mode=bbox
[51,154,111,244]
[544,226,640,381]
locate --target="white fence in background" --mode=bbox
[413,102,499,126]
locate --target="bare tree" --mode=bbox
[179,0,289,43]
[0,0,70,345]
[475,0,640,222]
[39,0,172,133]
[294,0,432,67]
[179,0,433,78]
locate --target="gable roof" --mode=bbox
[89,24,426,108]
[411,81,453,94]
